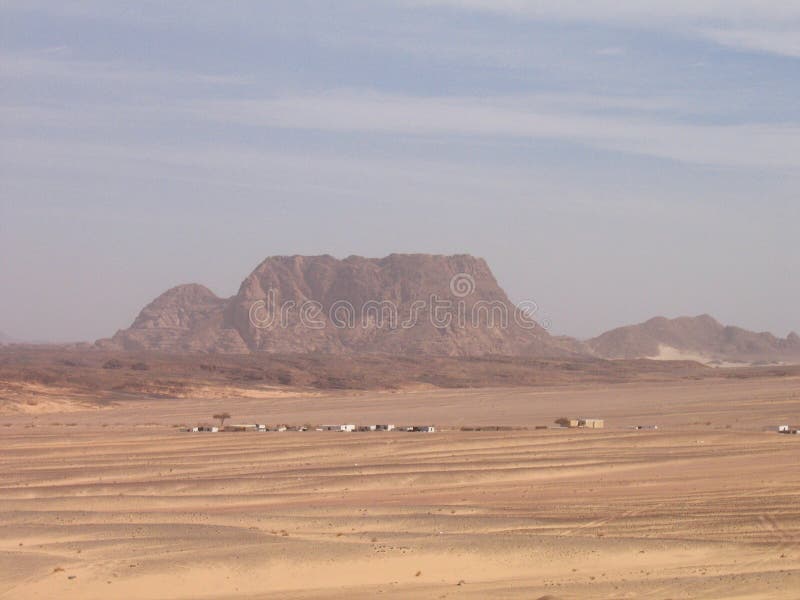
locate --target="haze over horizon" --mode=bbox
[2,1,798,343]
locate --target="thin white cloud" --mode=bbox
[406,1,800,25]
[0,51,249,87]
[596,47,626,57]
[3,46,797,171]
[190,91,800,170]
[6,87,797,171]
[407,1,800,58]
[703,28,800,58]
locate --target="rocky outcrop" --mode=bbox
[104,284,248,353]
[103,254,574,357]
[587,314,800,364]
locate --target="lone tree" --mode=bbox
[554,417,570,427]
[213,412,231,428]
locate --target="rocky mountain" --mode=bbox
[102,254,576,357]
[105,284,249,354]
[100,256,800,364]
[587,314,800,365]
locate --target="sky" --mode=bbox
[1,1,798,342]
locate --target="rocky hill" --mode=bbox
[101,254,576,357]
[587,314,800,365]
[99,256,800,364]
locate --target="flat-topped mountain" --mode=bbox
[102,254,574,357]
[587,314,800,365]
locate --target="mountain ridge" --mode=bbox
[98,254,800,365]
[587,314,800,364]
[101,254,573,357]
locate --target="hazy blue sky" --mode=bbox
[1,1,798,342]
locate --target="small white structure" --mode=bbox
[191,426,219,433]
[321,424,356,432]
[255,424,268,431]
[411,425,436,433]
[768,425,791,433]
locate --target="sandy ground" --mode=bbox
[2,376,800,599]
[651,345,758,368]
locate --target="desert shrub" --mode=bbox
[103,359,124,370]
[554,417,570,427]
[130,362,149,371]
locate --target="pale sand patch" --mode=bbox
[0,382,102,414]
[174,385,323,400]
[0,381,323,415]
[650,344,750,368]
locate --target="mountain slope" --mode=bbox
[103,284,248,353]
[588,315,800,364]
[103,254,575,357]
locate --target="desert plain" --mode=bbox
[2,374,800,599]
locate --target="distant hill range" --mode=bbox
[587,315,800,365]
[98,254,800,365]
[0,331,15,345]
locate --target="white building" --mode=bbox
[321,424,356,432]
